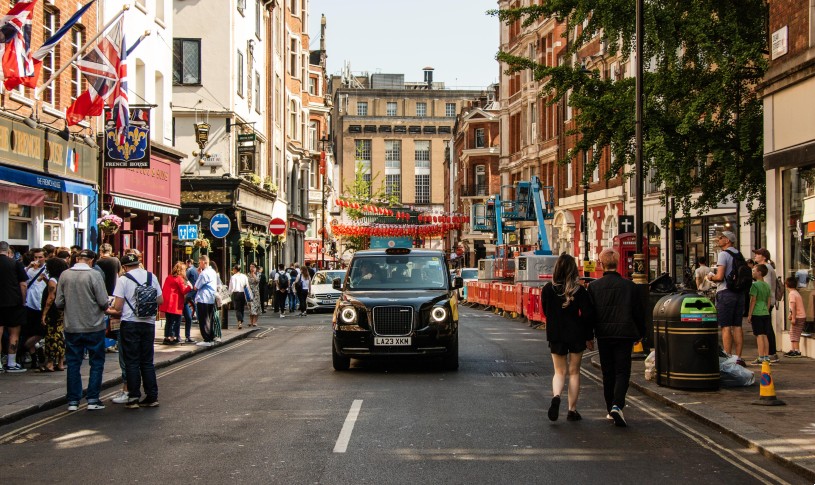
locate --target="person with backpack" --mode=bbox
[287,264,300,314]
[54,250,110,411]
[274,263,290,318]
[752,248,780,363]
[108,253,164,408]
[706,231,751,366]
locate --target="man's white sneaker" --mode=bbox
[112,391,130,404]
[87,402,105,411]
[196,341,213,347]
[610,405,627,427]
[67,403,79,411]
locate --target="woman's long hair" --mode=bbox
[172,261,186,277]
[552,253,580,308]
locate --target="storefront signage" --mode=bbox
[104,107,151,168]
[289,220,307,232]
[0,115,97,185]
[237,130,256,174]
[107,155,180,207]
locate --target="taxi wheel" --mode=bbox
[441,336,459,371]
[332,341,350,371]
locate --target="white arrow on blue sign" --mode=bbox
[209,213,231,239]
[177,224,199,241]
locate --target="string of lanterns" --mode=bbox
[334,198,470,224]
[331,223,461,238]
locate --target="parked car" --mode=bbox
[306,270,347,312]
[331,247,462,371]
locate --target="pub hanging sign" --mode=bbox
[104,107,152,168]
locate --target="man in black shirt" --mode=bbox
[0,241,29,372]
[95,243,120,296]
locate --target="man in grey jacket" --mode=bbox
[55,249,109,411]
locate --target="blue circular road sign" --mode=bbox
[209,213,231,239]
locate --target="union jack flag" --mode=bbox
[66,15,129,143]
[0,0,37,90]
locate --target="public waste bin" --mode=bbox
[654,292,719,391]
[645,273,678,352]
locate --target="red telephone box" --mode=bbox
[612,233,649,280]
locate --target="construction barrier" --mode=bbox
[489,282,502,309]
[527,286,543,324]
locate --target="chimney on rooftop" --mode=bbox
[423,67,434,89]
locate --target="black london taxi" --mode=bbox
[331,247,463,371]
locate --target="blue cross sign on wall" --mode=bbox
[209,213,231,239]
[177,224,198,241]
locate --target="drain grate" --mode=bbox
[491,371,540,378]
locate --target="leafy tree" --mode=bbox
[491,1,768,222]
[340,161,399,251]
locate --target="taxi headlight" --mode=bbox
[431,306,448,322]
[340,306,357,324]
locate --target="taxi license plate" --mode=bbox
[320,300,334,305]
[374,337,411,346]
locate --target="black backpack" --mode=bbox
[277,271,289,290]
[725,248,753,293]
[124,272,158,318]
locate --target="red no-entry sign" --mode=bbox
[269,218,286,235]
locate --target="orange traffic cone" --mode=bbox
[752,360,786,406]
[631,340,648,360]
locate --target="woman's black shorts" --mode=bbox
[549,340,587,356]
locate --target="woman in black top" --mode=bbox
[541,253,595,422]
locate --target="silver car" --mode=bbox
[306,270,347,312]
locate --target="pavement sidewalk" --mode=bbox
[591,336,815,481]
[0,318,260,426]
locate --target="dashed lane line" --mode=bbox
[333,399,363,453]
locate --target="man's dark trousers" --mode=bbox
[598,339,634,412]
[120,321,158,401]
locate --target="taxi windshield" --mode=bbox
[348,256,448,290]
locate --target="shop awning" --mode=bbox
[0,181,45,206]
[113,195,179,216]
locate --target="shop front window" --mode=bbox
[783,167,815,327]
[8,203,31,244]
[43,192,64,246]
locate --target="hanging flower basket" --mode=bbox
[194,237,211,249]
[97,214,123,235]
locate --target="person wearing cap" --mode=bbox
[752,248,779,363]
[706,230,746,365]
[55,249,109,411]
[108,253,163,408]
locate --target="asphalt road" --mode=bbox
[0,307,805,484]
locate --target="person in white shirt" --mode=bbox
[194,255,218,345]
[21,248,47,369]
[228,265,249,329]
[694,257,712,293]
[108,253,163,408]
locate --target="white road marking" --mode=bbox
[333,399,363,453]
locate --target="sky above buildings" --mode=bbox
[308,0,500,90]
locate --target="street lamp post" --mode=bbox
[319,135,330,270]
[583,149,590,278]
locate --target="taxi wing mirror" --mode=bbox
[453,276,463,289]
[332,278,343,290]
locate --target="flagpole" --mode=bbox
[34,4,129,100]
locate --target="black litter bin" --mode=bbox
[642,273,678,353]
[654,293,719,391]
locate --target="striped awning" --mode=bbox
[113,195,179,216]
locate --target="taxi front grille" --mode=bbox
[372,306,413,336]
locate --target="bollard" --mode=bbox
[752,361,786,406]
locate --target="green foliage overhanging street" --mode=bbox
[490,1,768,223]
